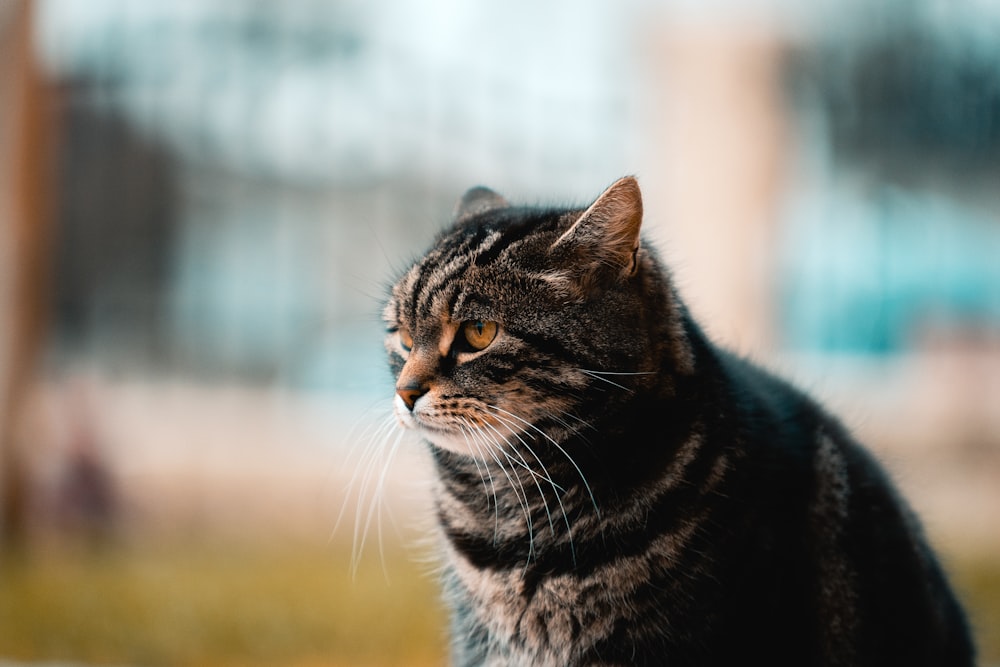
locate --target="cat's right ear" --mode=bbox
[454,186,508,221]
[550,176,643,298]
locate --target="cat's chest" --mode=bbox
[451,558,603,664]
[444,540,652,665]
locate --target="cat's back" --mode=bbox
[711,351,975,666]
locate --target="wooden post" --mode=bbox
[639,19,788,356]
[0,0,56,550]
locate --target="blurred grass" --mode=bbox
[952,551,1000,664]
[0,538,996,666]
[0,539,447,667]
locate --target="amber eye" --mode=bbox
[461,320,498,351]
[399,329,413,352]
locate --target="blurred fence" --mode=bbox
[33,0,643,393]
[25,0,1000,386]
[0,0,997,550]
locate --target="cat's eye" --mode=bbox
[461,320,498,351]
[399,329,413,352]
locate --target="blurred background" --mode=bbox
[1,0,998,665]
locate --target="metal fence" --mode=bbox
[36,0,645,394]
[31,0,1000,392]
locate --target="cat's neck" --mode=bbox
[428,310,731,572]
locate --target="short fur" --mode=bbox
[382,176,974,666]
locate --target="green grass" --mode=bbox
[1,538,997,666]
[952,552,1000,664]
[0,539,447,667]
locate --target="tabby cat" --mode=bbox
[382,176,974,666]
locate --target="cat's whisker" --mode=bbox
[473,418,564,491]
[350,434,386,575]
[458,421,501,544]
[338,412,396,509]
[579,369,633,392]
[365,430,405,582]
[353,425,406,581]
[480,419,558,539]
[484,412,569,495]
[486,411,578,563]
[578,368,657,376]
[542,407,597,440]
[488,405,601,520]
[464,421,536,558]
[373,426,408,582]
[335,412,397,543]
[344,408,406,579]
[349,415,398,535]
[457,420,495,501]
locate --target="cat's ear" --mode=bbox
[455,186,508,221]
[551,176,643,294]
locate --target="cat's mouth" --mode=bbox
[393,394,459,445]
[393,394,514,457]
[411,419,480,456]
[410,420,451,436]
[422,429,476,455]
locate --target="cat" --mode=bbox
[382,176,975,666]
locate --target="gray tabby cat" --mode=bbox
[382,177,974,666]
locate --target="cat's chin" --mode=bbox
[420,429,478,457]
[393,395,477,456]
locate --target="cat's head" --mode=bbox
[383,176,673,456]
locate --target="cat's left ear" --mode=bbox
[552,176,643,292]
[455,186,508,221]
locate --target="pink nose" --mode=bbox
[396,382,427,411]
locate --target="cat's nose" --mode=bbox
[396,381,427,411]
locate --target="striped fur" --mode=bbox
[382,177,974,666]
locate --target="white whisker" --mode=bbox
[459,422,494,499]
[333,412,397,540]
[487,410,578,565]
[545,407,597,439]
[488,404,601,520]
[580,369,632,392]
[353,425,406,580]
[459,420,501,543]
[465,421,535,560]
[481,419,557,538]
[579,369,656,376]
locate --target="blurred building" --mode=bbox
[0,0,994,548]
[782,2,1000,355]
[32,0,1000,382]
[34,0,645,394]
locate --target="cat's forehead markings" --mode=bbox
[438,315,459,358]
[403,264,420,293]
[470,228,504,260]
[392,261,431,325]
[416,252,469,319]
[424,287,459,357]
